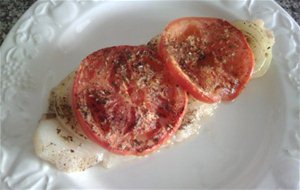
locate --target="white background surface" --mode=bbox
[1,0,299,189]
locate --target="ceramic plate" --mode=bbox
[1,0,299,189]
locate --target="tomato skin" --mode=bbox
[72,45,188,156]
[159,17,254,103]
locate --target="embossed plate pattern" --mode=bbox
[1,0,299,189]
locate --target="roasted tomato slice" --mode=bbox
[72,45,187,156]
[159,17,254,103]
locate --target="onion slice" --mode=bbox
[232,20,275,78]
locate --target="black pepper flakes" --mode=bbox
[56,128,61,134]
[198,51,206,61]
[62,135,73,142]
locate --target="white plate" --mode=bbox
[1,0,299,189]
